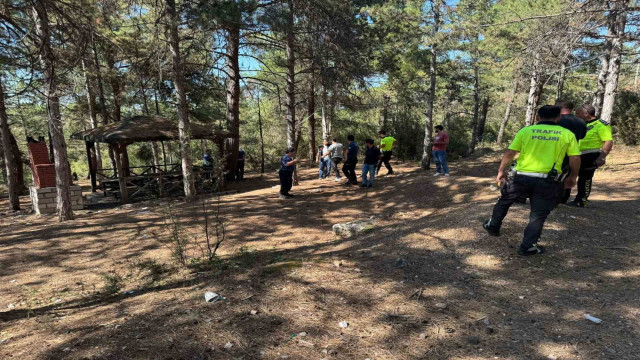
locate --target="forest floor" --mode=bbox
[1,147,640,360]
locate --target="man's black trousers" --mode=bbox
[342,158,358,184]
[279,169,293,195]
[487,175,557,249]
[376,151,393,174]
[236,160,245,180]
[575,152,601,204]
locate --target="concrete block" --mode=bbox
[46,203,58,209]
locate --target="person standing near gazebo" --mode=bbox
[279,147,299,199]
[236,148,245,180]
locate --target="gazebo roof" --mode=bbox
[71,116,232,144]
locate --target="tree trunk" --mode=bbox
[477,97,490,143]
[81,58,103,175]
[600,0,628,124]
[321,85,332,141]
[556,62,566,100]
[106,50,130,177]
[0,137,6,184]
[307,72,316,164]
[257,91,265,174]
[32,1,73,221]
[468,63,481,154]
[381,95,390,131]
[0,77,20,210]
[524,66,543,126]
[166,142,174,164]
[138,74,161,172]
[634,62,639,92]
[420,1,440,169]
[285,0,297,150]
[166,0,196,198]
[224,21,241,178]
[497,82,518,144]
[593,42,611,117]
[91,38,117,176]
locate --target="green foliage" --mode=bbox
[101,272,124,295]
[135,259,169,282]
[613,91,640,146]
[136,144,155,164]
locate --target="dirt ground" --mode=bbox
[1,147,640,360]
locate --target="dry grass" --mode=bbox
[1,147,639,359]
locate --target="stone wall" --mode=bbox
[30,186,84,215]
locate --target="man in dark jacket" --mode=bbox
[555,100,587,204]
[342,135,359,185]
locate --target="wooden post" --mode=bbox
[114,143,128,203]
[85,141,97,192]
[158,172,165,197]
[161,141,167,172]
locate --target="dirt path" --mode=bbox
[1,148,639,360]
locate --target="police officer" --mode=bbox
[483,105,581,256]
[376,130,397,175]
[569,104,613,207]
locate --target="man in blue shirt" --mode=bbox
[360,139,381,188]
[203,149,213,168]
[279,147,299,199]
[202,149,214,179]
[236,149,245,181]
[342,134,359,185]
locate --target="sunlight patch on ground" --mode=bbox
[617,305,640,327]
[603,269,640,278]
[464,254,502,270]
[421,285,458,298]
[537,341,581,360]
[397,233,447,251]
[561,308,598,323]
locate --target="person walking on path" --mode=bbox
[432,125,450,176]
[324,138,344,182]
[317,140,331,179]
[361,139,381,188]
[342,135,359,185]
[555,100,587,204]
[483,105,581,256]
[376,130,396,175]
[570,104,613,207]
[279,147,299,199]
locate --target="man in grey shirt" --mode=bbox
[324,138,344,182]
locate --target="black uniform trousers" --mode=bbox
[279,169,293,195]
[575,152,601,204]
[487,175,557,249]
[236,160,245,180]
[376,151,393,174]
[342,158,358,184]
[556,156,571,205]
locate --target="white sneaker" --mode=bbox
[434,172,441,176]
[444,173,450,177]
[334,177,341,182]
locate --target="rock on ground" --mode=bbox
[332,220,375,237]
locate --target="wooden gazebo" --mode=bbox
[71,116,231,203]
